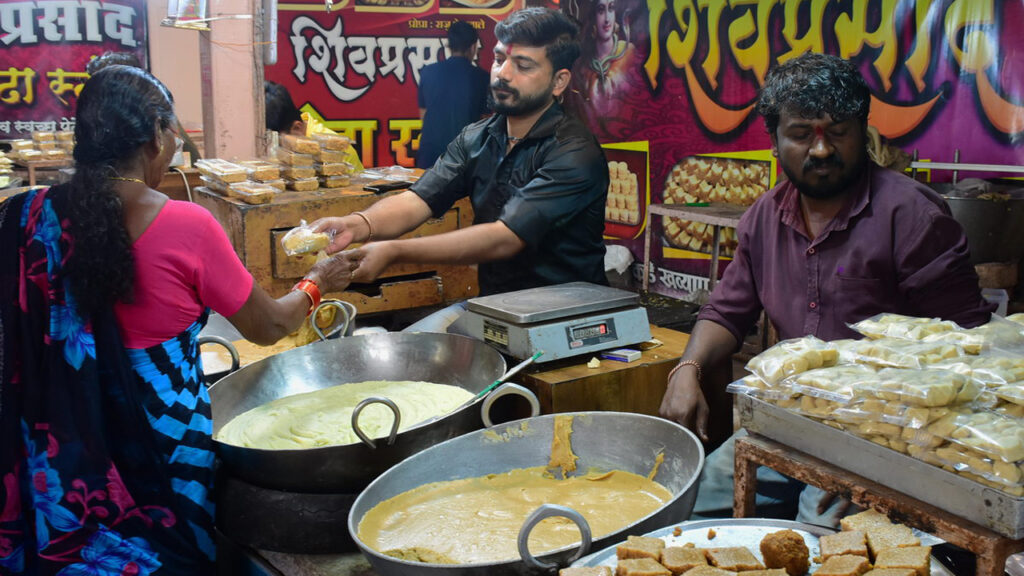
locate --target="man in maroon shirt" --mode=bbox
[660,53,994,523]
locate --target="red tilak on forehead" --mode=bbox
[505,43,518,55]
[814,126,825,138]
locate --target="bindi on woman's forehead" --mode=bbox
[814,126,825,138]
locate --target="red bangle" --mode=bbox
[291,278,321,316]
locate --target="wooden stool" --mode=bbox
[734,434,1024,576]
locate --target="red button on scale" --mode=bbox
[599,325,607,334]
[809,302,817,309]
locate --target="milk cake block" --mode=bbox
[280,133,320,154]
[704,547,764,571]
[617,536,666,561]
[819,530,868,559]
[560,568,613,576]
[840,509,893,533]
[815,555,872,576]
[737,570,789,576]
[865,524,919,559]
[311,132,351,150]
[660,547,707,574]
[862,571,916,576]
[679,568,734,576]
[616,558,671,576]
[872,546,931,576]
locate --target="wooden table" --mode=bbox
[518,325,689,415]
[734,434,1024,576]
[13,159,71,186]
[195,185,478,316]
[642,203,747,292]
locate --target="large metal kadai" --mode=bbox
[208,332,509,493]
[348,411,705,576]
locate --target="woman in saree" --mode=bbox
[0,66,356,574]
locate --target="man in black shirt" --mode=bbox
[312,7,609,328]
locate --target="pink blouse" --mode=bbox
[114,200,254,349]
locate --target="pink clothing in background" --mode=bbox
[114,200,253,348]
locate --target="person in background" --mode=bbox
[0,66,355,574]
[416,20,490,169]
[86,51,202,165]
[311,7,609,333]
[658,52,995,527]
[265,80,306,136]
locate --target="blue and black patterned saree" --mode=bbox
[0,186,215,575]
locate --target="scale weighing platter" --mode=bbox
[454,282,650,363]
[466,282,639,324]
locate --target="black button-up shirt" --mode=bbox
[411,103,609,295]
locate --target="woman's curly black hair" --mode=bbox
[65,65,176,320]
[757,53,871,134]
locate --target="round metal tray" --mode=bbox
[571,518,954,575]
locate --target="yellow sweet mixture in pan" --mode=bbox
[358,466,672,564]
[215,380,473,449]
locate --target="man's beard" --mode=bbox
[489,80,554,116]
[783,153,865,200]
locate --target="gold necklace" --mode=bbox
[108,176,147,186]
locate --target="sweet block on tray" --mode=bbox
[872,546,931,576]
[818,530,868,560]
[617,535,666,561]
[660,546,707,573]
[704,547,764,571]
[616,557,671,575]
[814,554,871,576]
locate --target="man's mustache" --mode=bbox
[491,81,517,97]
[804,155,843,171]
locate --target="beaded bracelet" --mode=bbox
[667,359,702,383]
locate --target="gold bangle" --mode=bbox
[352,211,374,243]
[668,359,702,383]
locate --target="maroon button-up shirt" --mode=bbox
[700,164,995,344]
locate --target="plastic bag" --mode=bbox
[745,336,839,385]
[923,316,1024,354]
[837,337,960,369]
[849,312,958,341]
[858,367,982,407]
[281,219,331,256]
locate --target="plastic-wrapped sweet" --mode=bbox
[199,176,276,205]
[863,368,981,407]
[933,442,1024,489]
[280,133,320,154]
[940,409,1024,463]
[850,313,958,340]
[281,220,331,255]
[923,317,1024,354]
[994,385,1024,406]
[195,158,248,183]
[838,337,960,369]
[725,375,796,402]
[931,354,1024,387]
[785,364,878,402]
[745,336,839,385]
[237,160,281,181]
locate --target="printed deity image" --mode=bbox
[662,156,771,257]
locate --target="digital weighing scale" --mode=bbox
[449,282,651,363]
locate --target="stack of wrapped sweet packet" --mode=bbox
[728,313,1024,495]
